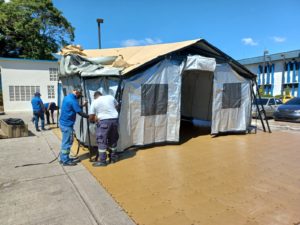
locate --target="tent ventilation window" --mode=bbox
[222,83,241,109]
[63,88,67,96]
[141,84,168,116]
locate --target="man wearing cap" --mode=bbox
[59,87,88,166]
[89,91,119,167]
[31,92,46,132]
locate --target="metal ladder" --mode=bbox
[251,81,271,133]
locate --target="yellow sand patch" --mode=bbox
[53,127,300,225]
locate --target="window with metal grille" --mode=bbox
[222,83,241,109]
[9,86,14,101]
[47,85,55,99]
[15,86,20,101]
[49,68,58,81]
[9,85,40,101]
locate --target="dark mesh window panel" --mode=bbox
[222,83,241,109]
[63,88,67,96]
[141,84,168,116]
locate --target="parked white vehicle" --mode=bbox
[252,97,282,119]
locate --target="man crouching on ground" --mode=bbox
[89,91,119,167]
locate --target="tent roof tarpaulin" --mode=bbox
[82,39,200,75]
[59,39,255,79]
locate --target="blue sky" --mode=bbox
[52,0,300,60]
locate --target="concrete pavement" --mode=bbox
[0,112,135,225]
[252,117,300,133]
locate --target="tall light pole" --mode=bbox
[96,18,104,49]
[262,50,269,95]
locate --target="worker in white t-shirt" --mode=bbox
[89,91,119,167]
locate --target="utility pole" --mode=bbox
[96,18,104,49]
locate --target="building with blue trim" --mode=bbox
[0,57,59,112]
[238,50,300,97]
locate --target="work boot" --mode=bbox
[59,154,80,164]
[61,160,77,166]
[92,161,107,167]
[108,148,118,164]
[69,155,79,160]
[69,157,81,163]
[107,150,111,164]
[36,129,41,132]
[110,152,119,164]
[93,151,107,167]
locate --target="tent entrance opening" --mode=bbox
[180,70,213,138]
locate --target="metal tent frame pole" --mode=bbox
[82,78,93,160]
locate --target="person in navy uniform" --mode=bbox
[89,91,119,167]
[31,92,46,132]
[59,87,88,166]
[44,102,57,124]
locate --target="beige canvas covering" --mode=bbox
[82,39,200,75]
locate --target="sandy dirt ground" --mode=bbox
[54,123,300,225]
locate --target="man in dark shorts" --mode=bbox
[89,91,119,167]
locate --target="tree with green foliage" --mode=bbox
[258,85,264,95]
[0,0,74,59]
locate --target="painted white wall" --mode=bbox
[0,59,59,112]
[243,59,299,97]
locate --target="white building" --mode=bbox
[0,57,59,112]
[239,50,300,97]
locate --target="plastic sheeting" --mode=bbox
[184,55,216,72]
[211,64,252,134]
[117,58,184,151]
[62,76,120,147]
[181,55,216,120]
[59,75,121,147]
[59,54,122,77]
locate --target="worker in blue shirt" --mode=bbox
[44,102,57,124]
[31,92,46,132]
[59,87,88,166]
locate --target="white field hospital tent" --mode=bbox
[58,39,256,152]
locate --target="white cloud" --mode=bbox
[241,37,258,46]
[272,36,286,43]
[121,38,162,47]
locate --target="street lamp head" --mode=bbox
[96,18,104,49]
[96,18,104,24]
